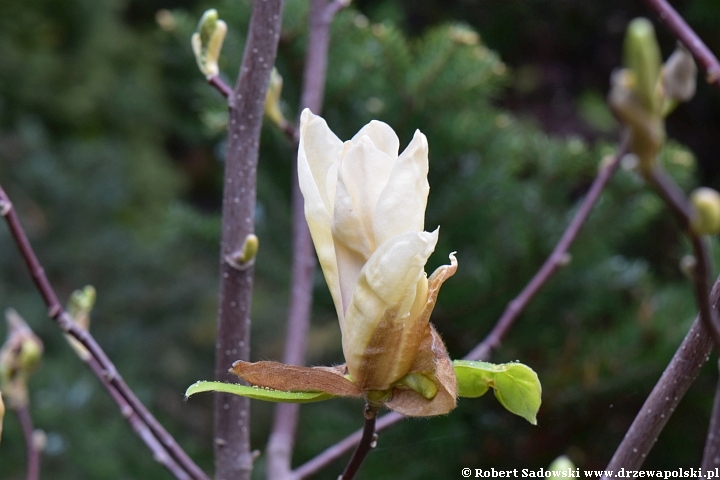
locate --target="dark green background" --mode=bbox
[1,0,719,478]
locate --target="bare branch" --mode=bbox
[0,184,207,480]
[339,405,377,480]
[207,75,233,99]
[702,360,720,473]
[15,404,40,480]
[645,167,720,347]
[601,161,720,476]
[213,1,284,479]
[85,355,190,479]
[601,287,716,475]
[642,0,720,89]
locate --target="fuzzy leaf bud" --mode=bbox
[191,9,228,78]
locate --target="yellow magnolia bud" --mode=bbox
[191,9,228,78]
[624,18,662,115]
[690,187,720,235]
[264,68,287,129]
[230,112,460,417]
[298,109,458,415]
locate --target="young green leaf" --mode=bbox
[185,381,337,403]
[453,360,541,425]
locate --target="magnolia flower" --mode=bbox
[297,109,456,386]
[231,110,457,416]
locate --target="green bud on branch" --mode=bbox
[264,68,287,129]
[65,286,96,360]
[191,9,228,78]
[690,187,720,235]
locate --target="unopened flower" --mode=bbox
[297,109,455,391]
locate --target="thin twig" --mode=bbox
[601,279,718,476]
[84,355,190,480]
[292,411,400,479]
[601,152,720,475]
[291,138,630,478]
[622,166,720,477]
[642,0,720,89]
[266,0,347,478]
[213,1,284,479]
[339,405,377,480]
[207,75,233,99]
[702,359,720,473]
[15,404,39,480]
[0,184,207,480]
[644,167,720,347]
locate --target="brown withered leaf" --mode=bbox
[230,361,363,397]
[386,324,457,417]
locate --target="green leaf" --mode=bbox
[184,381,337,403]
[453,360,541,425]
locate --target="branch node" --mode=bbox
[47,305,61,319]
[224,234,259,270]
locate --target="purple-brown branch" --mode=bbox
[213,1,284,479]
[293,411,400,479]
[207,75,233,99]
[642,0,720,89]
[702,359,720,474]
[0,185,207,480]
[15,404,39,480]
[85,354,190,479]
[339,405,377,480]
[601,282,717,477]
[601,165,720,476]
[266,0,347,478]
[645,167,720,347]
[291,139,630,478]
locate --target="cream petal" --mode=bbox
[373,130,430,247]
[332,136,394,258]
[351,120,400,159]
[333,239,367,320]
[298,109,343,212]
[298,109,344,319]
[364,229,437,306]
[342,230,439,389]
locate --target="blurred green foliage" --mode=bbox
[0,0,717,478]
